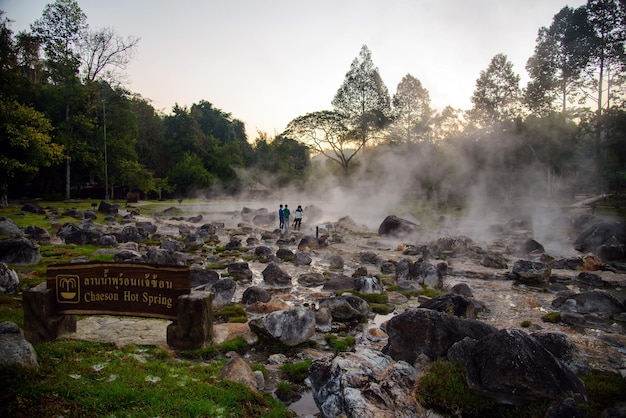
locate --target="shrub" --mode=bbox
[541,311,561,323]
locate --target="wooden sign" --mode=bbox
[47,263,190,320]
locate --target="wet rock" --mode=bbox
[511,260,551,284]
[227,262,253,282]
[310,349,425,418]
[318,294,370,322]
[448,328,587,405]
[0,263,19,294]
[249,305,315,346]
[0,238,41,265]
[354,276,383,294]
[382,308,497,363]
[378,215,419,237]
[0,321,38,368]
[261,262,291,286]
[241,286,271,305]
[297,272,326,287]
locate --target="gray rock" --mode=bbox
[553,290,624,316]
[145,248,187,266]
[328,254,344,269]
[450,283,473,297]
[355,276,384,294]
[531,331,591,375]
[419,293,480,319]
[219,352,259,390]
[447,328,587,405]
[318,294,370,322]
[254,245,273,262]
[0,217,23,237]
[0,321,38,368]
[310,349,425,418]
[98,234,118,246]
[321,273,354,291]
[511,260,551,284]
[276,247,295,262]
[574,221,626,261]
[190,268,220,288]
[0,238,41,265]
[481,252,508,269]
[0,262,19,294]
[382,308,497,363]
[261,262,291,286]
[297,272,326,287]
[183,233,205,249]
[113,249,145,263]
[202,279,236,310]
[378,215,420,237]
[294,251,312,266]
[160,237,183,252]
[241,286,271,305]
[228,262,253,281]
[249,305,315,346]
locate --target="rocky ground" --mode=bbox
[2,199,626,417]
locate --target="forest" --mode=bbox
[1,0,626,209]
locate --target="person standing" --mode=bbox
[283,204,291,233]
[293,205,303,230]
[278,204,284,230]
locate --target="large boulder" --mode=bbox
[531,331,591,375]
[395,259,443,290]
[573,220,626,261]
[0,321,38,368]
[23,225,51,244]
[261,262,291,286]
[552,290,624,316]
[378,215,419,237]
[309,349,425,418]
[0,217,23,237]
[219,352,261,391]
[145,248,187,266]
[511,260,551,284]
[419,293,480,319]
[382,308,497,363]
[0,238,41,265]
[448,328,587,405]
[248,305,315,346]
[0,263,19,295]
[227,262,253,281]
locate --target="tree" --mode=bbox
[0,98,64,206]
[283,110,356,176]
[168,153,216,196]
[80,26,139,83]
[332,45,391,148]
[468,53,522,129]
[525,6,592,115]
[390,73,433,144]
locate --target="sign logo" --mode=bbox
[56,275,80,303]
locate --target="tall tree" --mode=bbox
[332,45,391,149]
[468,53,522,129]
[31,0,88,199]
[525,6,592,115]
[390,73,433,144]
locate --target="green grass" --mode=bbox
[324,333,355,352]
[580,371,626,414]
[279,360,312,384]
[0,339,294,417]
[541,311,561,323]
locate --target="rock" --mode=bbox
[261,262,291,286]
[184,233,205,249]
[294,251,312,266]
[354,276,384,294]
[0,321,38,368]
[544,398,584,418]
[241,286,271,305]
[83,210,97,220]
[382,308,497,363]
[0,263,19,294]
[145,248,187,266]
[360,251,380,264]
[62,208,84,220]
[298,235,321,250]
[160,237,183,252]
[276,248,295,262]
[450,283,473,297]
[481,252,508,269]
[297,272,326,287]
[447,328,587,405]
[419,293,479,319]
[136,221,157,234]
[113,249,145,263]
[254,245,273,262]
[190,268,220,288]
[197,223,217,236]
[0,217,23,237]
[428,236,476,258]
[21,202,45,214]
[227,262,253,281]
[321,273,354,292]
[522,238,545,254]
[98,234,118,246]
[318,294,370,322]
[187,214,203,223]
[97,200,119,214]
[0,238,41,265]
[531,331,591,375]
[249,305,315,346]
[328,254,344,269]
[202,279,236,310]
[553,290,624,316]
[395,259,443,290]
[119,225,148,243]
[573,221,626,261]
[511,260,551,284]
[378,215,419,237]
[309,349,425,418]
[219,352,260,391]
[225,237,242,250]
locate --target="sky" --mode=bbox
[2,0,588,139]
